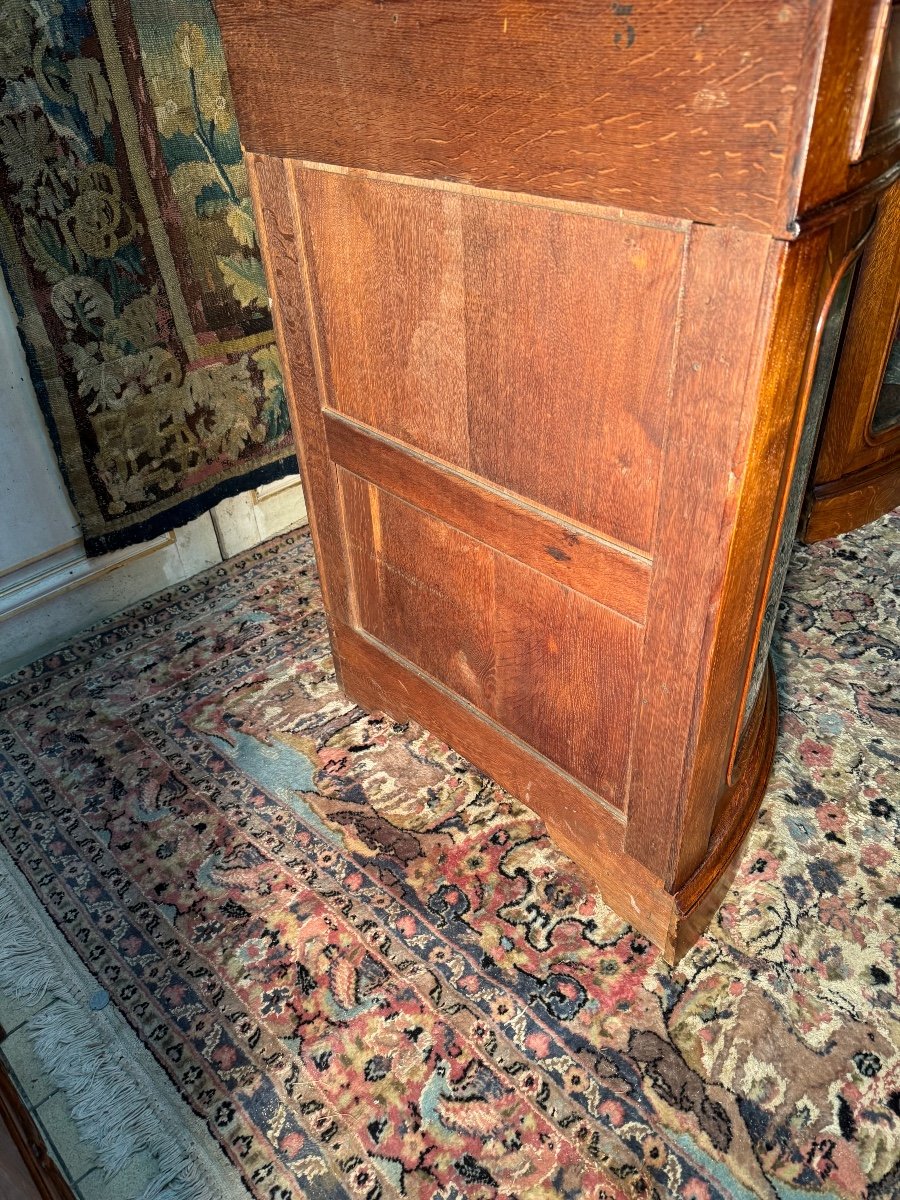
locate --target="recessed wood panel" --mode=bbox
[340,470,497,713]
[339,471,639,809]
[217,0,828,233]
[492,556,639,810]
[300,167,682,552]
[462,194,682,551]
[297,170,469,467]
[325,409,651,623]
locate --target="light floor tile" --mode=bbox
[1,1027,55,1109]
[0,989,53,1038]
[75,1151,159,1200]
[33,1090,101,1186]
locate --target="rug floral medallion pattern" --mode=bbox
[0,0,294,554]
[0,515,897,1199]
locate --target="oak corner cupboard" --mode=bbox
[215,0,900,962]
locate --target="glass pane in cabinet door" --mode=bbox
[865,7,900,155]
[872,328,900,434]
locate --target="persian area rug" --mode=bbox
[0,515,897,1200]
[0,0,295,555]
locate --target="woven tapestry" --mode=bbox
[0,0,296,555]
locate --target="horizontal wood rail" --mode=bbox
[325,411,651,625]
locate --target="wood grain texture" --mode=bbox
[850,0,895,162]
[340,469,498,716]
[695,208,872,851]
[247,154,351,633]
[296,168,470,467]
[694,230,830,804]
[800,0,900,216]
[804,453,900,541]
[624,223,774,885]
[216,0,833,233]
[340,473,640,809]
[492,555,639,809]
[462,192,679,552]
[298,166,680,551]
[325,410,651,623]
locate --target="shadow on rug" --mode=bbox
[0,514,897,1199]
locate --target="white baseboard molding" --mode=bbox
[0,515,222,676]
[0,479,308,678]
[0,531,175,621]
[210,474,307,559]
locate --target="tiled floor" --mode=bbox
[0,931,228,1200]
[0,831,243,1200]
[1,992,89,1199]
[0,1038,165,1200]
[0,990,161,1200]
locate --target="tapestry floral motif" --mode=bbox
[143,13,270,318]
[0,0,293,552]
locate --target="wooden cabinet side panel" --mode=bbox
[216,0,829,233]
[324,410,652,623]
[625,224,776,884]
[251,150,794,899]
[294,170,471,469]
[339,469,498,714]
[339,470,640,811]
[462,194,680,554]
[247,153,350,628]
[296,165,683,554]
[492,555,641,810]
[253,155,661,819]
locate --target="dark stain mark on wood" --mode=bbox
[612,2,636,48]
[546,545,572,562]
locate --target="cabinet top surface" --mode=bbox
[216,0,900,234]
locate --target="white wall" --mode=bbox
[0,278,82,573]
[0,275,305,675]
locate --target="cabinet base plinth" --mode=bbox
[803,453,900,542]
[335,621,779,965]
[666,659,779,962]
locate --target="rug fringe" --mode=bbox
[0,859,236,1200]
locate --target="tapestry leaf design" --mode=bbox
[0,0,295,554]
